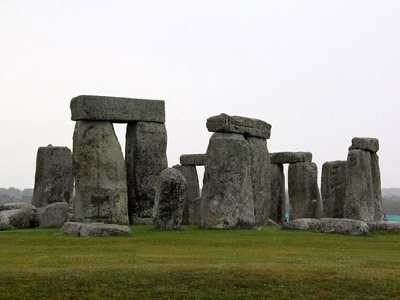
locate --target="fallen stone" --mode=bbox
[61,222,131,237]
[70,95,165,123]
[206,113,271,139]
[247,137,271,226]
[270,152,312,164]
[321,161,347,218]
[201,133,255,229]
[31,145,73,208]
[0,209,31,230]
[267,219,279,226]
[288,162,322,220]
[126,122,168,224]
[173,164,200,224]
[349,137,379,153]
[269,163,286,225]
[282,218,320,231]
[0,202,35,212]
[38,202,69,227]
[367,221,400,231]
[180,154,206,166]
[73,121,129,224]
[153,168,187,230]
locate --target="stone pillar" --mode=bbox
[125,122,168,224]
[247,137,271,226]
[173,164,200,225]
[288,162,322,220]
[201,132,254,228]
[344,138,381,222]
[269,163,286,224]
[32,145,73,208]
[73,121,129,224]
[321,161,347,218]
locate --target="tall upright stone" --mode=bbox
[125,122,168,224]
[321,161,347,218]
[31,145,73,208]
[247,137,271,226]
[288,162,322,220]
[173,164,200,224]
[344,138,381,222]
[269,163,286,225]
[201,133,254,229]
[73,121,129,224]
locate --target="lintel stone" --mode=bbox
[270,152,312,164]
[349,137,379,153]
[180,154,206,166]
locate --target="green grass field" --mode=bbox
[0,226,399,300]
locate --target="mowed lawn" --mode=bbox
[0,226,399,300]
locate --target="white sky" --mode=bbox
[0,0,399,189]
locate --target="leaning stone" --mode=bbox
[288,162,322,220]
[70,95,165,123]
[61,222,131,237]
[267,219,279,226]
[344,149,382,222]
[192,197,202,226]
[269,163,286,225]
[73,121,129,224]
[367,221,400,231]
[349,137,379,153]
[173,164,200,224]
[321,161,347,218]
[202,133,255,229]
[126,122,168,224]
[282,218,320,231]
[153,168,187,230]
[0,209,31,230]
[38,202,69,227]
[247,137,271,226]
[180,154,206,166]
[318,218,369,235]
[31,145,73,208]
[0,202,35,212]
[270,152,312,164]
[206,114,271,139]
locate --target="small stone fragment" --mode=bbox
[180,154,206,166]
[349,137,379,153]
[270,152,312,164]
[153,168,187,230]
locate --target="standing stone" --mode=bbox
[270,163,286,225]
[31,145,73,208]
[126,122,168,224]
[201,133,254,229]
[173,164,200,224]
[247,137,271,226]
[288,162,322,220]
[153,168,187,230]
[73,121,129,224]
[344,149,382,222]
[321,161,347,218]
[192,197,202,226]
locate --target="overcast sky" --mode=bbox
[0,0,399,189]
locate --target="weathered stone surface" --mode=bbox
[267,219,279,226]
[70,95,165,123]
[61,222,131,236]
[31,145,73,208]
[73,121,129,224]
[344,150,382,222]
[247,137,271,226]
[153,168,187,230]
[0,209,31,230]
[321,161,347,218]
[269,163,286,225]
[282,218,369,235]
[349,137,379,153]
[201,133,255,229]
[288,162,322,220]
[126,122,168,224]
[38,202,69,227]
[192,197,202,226]
[367,221,400,231]
[173,165,200,225]
[270,152,312,164]
[180,154,206,166]
[206,114,271,139]
[0,202,35,212]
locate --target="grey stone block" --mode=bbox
[270,152,312,164]
[349,137,379,153]
[269,163,286,225]
[0,209,31,230]
[38,202,69,227]
[61,222,131,236]
[180,154,206,166]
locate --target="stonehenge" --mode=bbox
[269,163,286,224]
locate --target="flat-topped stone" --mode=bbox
[206,113,271,139]
[70,95,165,123]
[180,154,206,166]
[349,137,379,153]
[270,152,312,164]
[61,222,131,237]
[367,221,400,231]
